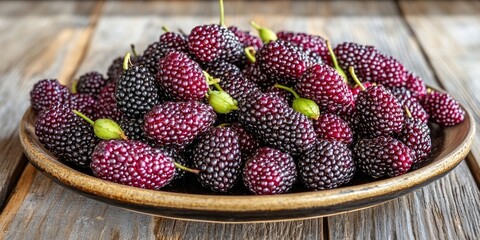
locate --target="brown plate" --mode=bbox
[19,96,475,223]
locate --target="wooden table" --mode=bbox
[1,1,479,239]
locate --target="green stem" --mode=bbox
[404,106,412,118]
[123,52,131,71]
[245,47,256,63]
[73,110,94,126]
[212,83,224,92]
[348,67,365,91]
[130,44,138,58]
[162,26,169,32]
[250,21,261,30]
[219,0,225,27]
[217,123,231,127]
[174,162,200,174]
[326,39,348,83]
[274,84,300,99]
[71,79,78,94]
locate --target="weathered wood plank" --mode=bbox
[2,1,325,239]
[399,0,480,184]
[326,1,480,239]
[0,1,98,209]
[2,1,480,239]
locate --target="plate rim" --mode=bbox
[19,93,475,214]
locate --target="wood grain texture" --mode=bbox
[326,1,480,239]
[0,1,98,209]
[1,0,480,239]
[399,0,480,182]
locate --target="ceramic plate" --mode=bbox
[19,94,475,223]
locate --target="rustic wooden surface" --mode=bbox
[1,1,479,239]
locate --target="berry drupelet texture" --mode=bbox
[144,101,216,148]
[95,82,123,122]
[91,140,176,190]
[157,51,208,101]
[120,117,148,142]
[106,57,125,82]
[256,40,312,81]
[193,127,242,192]
[65,93,96,119]
[115,65,160,118]
[228,26,263,50]
[422,90,465,127]
[405,72,427,101]
[206,61,260,104]
[228,123,260,159]
[355,85,405,137]
[35,103,98,167]
[30,79,70,113]
[276,31,331,66]
[76,71,107,97]
[243,147,297,195]
[296,64,353,113]
[313,113,353,145]
[188,24,243,64]
[238,93,316,155]
[397,118,432,164]
[353,136,413,178]
[299,140,355,190]
[159,31,188,55]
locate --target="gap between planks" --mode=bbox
[0,164,37,238]
[395,0,480,189]
[0,0,104,220]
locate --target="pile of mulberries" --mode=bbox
[29,0,465,195]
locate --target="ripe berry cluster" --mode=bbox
[30,0,465,195]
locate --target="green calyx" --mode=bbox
[348,67,365,91]
[245,46,256,63]
[274,84,320,120]
[208,90,239,114]
[326,39,348,83]
[73,110,128,140]
[203,71,239,114]
[250,21,278,43]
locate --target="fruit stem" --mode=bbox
[178,28,188,37]
[130,44,138,58]
[162,26,169,32]
[212,83,224,92]
[348,67,365,91]
[274,84,300,99]
[219,0,225,27]
[217,123,231,127]
[250,21,278,43]
[73,110,94,126]
[250,21,261,30]
[427,88,433,94]
[203,71,221,86]
[174,162,200,174]
[404,106,412,118]
[123,52,131,71]
[71,79,78,94]
[326,39,348,83]
[245,46,256,63]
